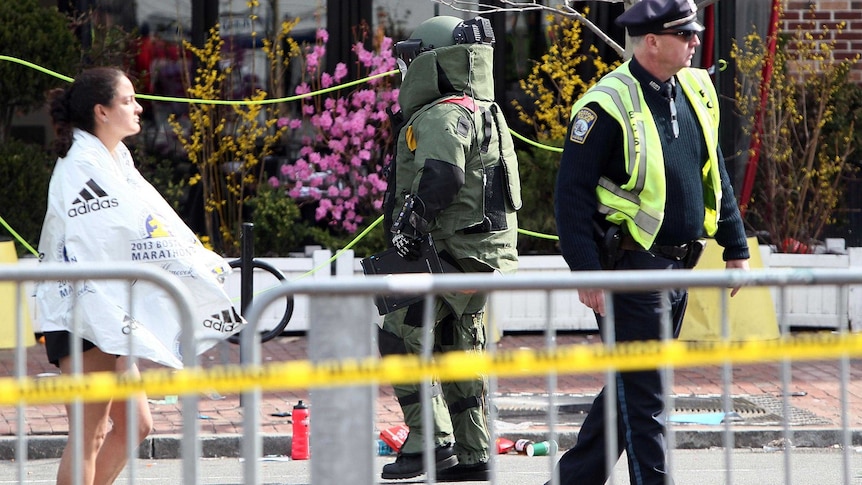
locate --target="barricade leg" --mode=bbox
[309,293,377,485]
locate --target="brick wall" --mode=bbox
[783,1,862,81]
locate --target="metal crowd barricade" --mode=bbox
[4,265,861,483]
[0,263,201,485]
[240,267,862,485]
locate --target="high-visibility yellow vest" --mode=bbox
[571,62,722,248]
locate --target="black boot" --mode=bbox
[381,443,458,480]
[436,461,490,482]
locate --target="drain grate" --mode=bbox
[493,392,832,426]
[672,394,832,426]
[674,395,761,414]
[673,395,778,425]
[743,394,833,426]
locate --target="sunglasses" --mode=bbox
[655,30,698,41]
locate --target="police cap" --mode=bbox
[615,0,704,37]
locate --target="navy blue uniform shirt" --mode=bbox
[554,57,749,271]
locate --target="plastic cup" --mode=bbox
[526,440,558,456]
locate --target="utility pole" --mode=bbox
[325,0,372,78]
[192,0,219,48]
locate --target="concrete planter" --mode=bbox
[761,247,862,331]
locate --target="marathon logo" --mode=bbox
[202,308,243,333]
[68,179,118,217]
[57,280,96,299]
[130,237,195,262]
[130,216,190,261]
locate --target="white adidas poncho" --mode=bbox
[35,129,244,368]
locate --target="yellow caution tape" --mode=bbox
[3,331,861,405]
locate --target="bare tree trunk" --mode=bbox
[0,106,13,144]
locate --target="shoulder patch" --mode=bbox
[569,108,597,144]
[405,125,417,152]
[456,114,470,137]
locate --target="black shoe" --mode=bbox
[381,444,458,480]
[435,461,490,482]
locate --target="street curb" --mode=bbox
[2,429,860,460]
[0,434,291,461]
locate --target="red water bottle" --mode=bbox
[291,400,310,460]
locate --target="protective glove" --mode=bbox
[392,233,422,261]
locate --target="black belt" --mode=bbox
[619,234,692,261]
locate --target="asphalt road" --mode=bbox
[1,448,861,484]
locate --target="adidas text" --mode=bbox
[202,319,239,333]
[202,310,242,333]
[68,198,119,217]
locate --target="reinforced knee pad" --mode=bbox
[448,395,483,416]
[398,383,443,407]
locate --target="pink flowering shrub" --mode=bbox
[278,26,399,234]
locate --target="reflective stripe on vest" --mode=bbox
[676,68,722,237]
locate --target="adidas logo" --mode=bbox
[202,308,243,333]
[68,179,119,217]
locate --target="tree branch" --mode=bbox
[433,0,721,59]
[433,0,624,57]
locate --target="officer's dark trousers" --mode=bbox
[552,251,687,485]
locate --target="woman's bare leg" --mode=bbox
[55,351,153,485]
[56,348,116,485]
[91,357,153,485]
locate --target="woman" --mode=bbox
[37,67,242,485]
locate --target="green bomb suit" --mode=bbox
[380,42,521,465]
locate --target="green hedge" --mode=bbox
[0,140,53,257]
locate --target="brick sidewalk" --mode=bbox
[2,332,861,438]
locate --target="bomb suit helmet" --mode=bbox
[395,16,495,66]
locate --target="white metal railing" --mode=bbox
[19,246,862,333]
[230,245,862,332]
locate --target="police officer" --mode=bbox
[378,15,521,482]
[551,0,749,484]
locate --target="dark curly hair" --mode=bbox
[47,67,126,157]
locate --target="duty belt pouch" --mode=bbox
[595,223,623,270]
[684,239,707,269]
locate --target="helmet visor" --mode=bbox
[395,38,424,65]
